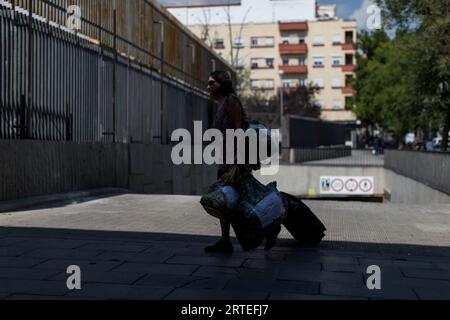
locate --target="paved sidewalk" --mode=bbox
[0,193,450,300]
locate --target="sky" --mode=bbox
[162,0,377,30]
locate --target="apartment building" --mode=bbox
[164,1,356,122]
[188,18,357,122]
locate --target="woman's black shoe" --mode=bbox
[204,239,234,253]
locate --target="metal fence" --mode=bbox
[0,0,230,143]
[385,150,450,196]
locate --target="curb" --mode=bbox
[0,188,129,213]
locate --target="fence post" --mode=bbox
[65,103,73,141]
[112,8,117,144]
[18,95,27,139]
[26,0,33,139]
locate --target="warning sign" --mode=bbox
[320,176,375,195]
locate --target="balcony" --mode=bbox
[279,21,308,31]
[279,65,308,74]
[342,64,356,72]
[279,43,308,55]
[342,42,355,50]
[342,87,354,95]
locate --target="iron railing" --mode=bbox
[0,0,230,143]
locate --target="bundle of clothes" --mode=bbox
[200,166,326,252]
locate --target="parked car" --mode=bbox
[432,137,450,150]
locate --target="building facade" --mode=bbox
[188,18,357,122]
[165,1,357,123]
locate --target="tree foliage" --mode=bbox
[354,0,449,150]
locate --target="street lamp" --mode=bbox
[278,70,285,149]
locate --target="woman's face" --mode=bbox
[207,76,221,99]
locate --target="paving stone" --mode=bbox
[0,279,69,296]
[401,268,450,281]
[22,248,103,260]
[358,258,436,270]
[16,239,91,250]
[322,263,363,274]
[47,270,147,285]
[183,277,231,290]
[65,283,173,300]
[414,288,450,300]
[33,259,122,272]
[225,278,319,295]
[284,254,359,265]
[0,257,46,268]
[5,294,100,300]
[277,269,364,285]
[94,251,173,264]
[0,238,28,246]
[0,267,61,281]
[0,247,35,257]
[320,282,417,300]
[77,243,150,253]
[112,262,199,275]
[164,288,268,300]
[166,256,245,268]
[192,266,240,279]
[268,292,368,300]
[134,274,205,288]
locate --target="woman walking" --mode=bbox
[204,71,251,254]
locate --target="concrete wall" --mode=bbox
[254,164,385,196]
[129,143,217,195]
[384,169,450,204]
[0,140,217,202]
[0,140,129,202]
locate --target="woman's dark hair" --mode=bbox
[209,70,236,96]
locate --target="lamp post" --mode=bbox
[278,70,285,150]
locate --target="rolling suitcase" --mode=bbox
[280,192,326,246]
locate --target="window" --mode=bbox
[298,79,305,87]
[332,78,342,88]
[282,58,289,66]
[282,37,289,45]
[251,80,259,89]
[333,100,342,109]
[345,31,354,44]
[251,59,259,69]
[313,78,324,88]
[282,80,291,88]
[233,37,245,48]
[265,80,274,89]
[332,56,342,66]
[298,58,305,65]
[214,38,224,49]
[313,57,324,66]
[266,58,274,68]
[251,37,259,46]
[313,35,324,45]
[345,54,354,65]
[265,37,274,46]
[332,34,341,44]
[298,37,306,44]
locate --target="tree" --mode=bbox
[374,0,450,150]
[354,30,421,144]
[241,83,322,127]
